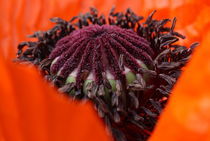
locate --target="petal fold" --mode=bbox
[149,30,210,141]
[0,55,112,141]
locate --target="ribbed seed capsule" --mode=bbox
[49,24,152,95]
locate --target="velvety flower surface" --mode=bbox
[0,0,210,141]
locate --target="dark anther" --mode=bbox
[16,8,197,141]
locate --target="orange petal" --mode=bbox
[0,54,112,141]
[1,0,210,140]
[149,26,210,141]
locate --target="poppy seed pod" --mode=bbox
[16,7,198,141]
[50,24,152,92]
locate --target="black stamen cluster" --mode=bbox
[16,7,198,141]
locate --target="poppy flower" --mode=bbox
[15,5,198,141]
[0,0,210,141]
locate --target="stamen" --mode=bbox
[16,7,197,141]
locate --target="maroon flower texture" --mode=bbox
[16,8,197,141]
[49,24,154,88]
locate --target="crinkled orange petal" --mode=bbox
[0,55,112,141]
[0,0,210,58]
[1,0,209,59]
[149,25,210,141]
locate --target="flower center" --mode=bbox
[16,8,197,141]
[50,24,153,89]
